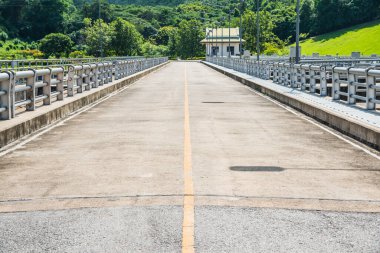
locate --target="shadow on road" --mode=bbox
[230,166,285,172]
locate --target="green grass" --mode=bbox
[296,20,380,56]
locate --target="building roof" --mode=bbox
[205,28,240,38]
[201,27,244,44]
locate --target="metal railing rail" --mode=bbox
[207,57,380,111]
[0,56,144,71]
[228,55,380,67]
[0,57,168,120]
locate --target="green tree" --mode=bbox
[242,10,283,54]
[177,19,204,59]
[82,0,114,23]
[110,18,143,56]
[19,0,76,40]
[300,0,315,35]
[82,18,114,57]
[156,26,176,45]
[39,33,74,57]
[167,27,179,57]
[271,4,296,42]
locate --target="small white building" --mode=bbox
[200,28,245,57]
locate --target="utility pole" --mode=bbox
[221,20,224,58]
[295,0,301,63]
[211,28,214,57]
[256,0,260,61]
[206,29,210,56]
[228,9,231,57]
[239,0,244,58]
[216,25,218,57]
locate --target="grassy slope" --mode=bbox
[298,20,380,56]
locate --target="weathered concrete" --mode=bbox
[0,62,379,252]
[203,61,380,151]
[196,206,380,253]
[0,61,169,148]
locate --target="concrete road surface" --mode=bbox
[0,62,380,252]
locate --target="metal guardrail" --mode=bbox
[236,55,380,67]
[0,57,168,120]
[0,56,144,71]
[207,57,380,111]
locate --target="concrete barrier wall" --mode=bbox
[0,62,169,148]
[203,61,380,151]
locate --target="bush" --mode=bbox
[29,42,38,50]
[69,50,87,58]
[13,39,21,45]
[39,33,74,58]
[141,42,168,57]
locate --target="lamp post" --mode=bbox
[295,0,301,63]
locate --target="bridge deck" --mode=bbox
[0,62,380,252]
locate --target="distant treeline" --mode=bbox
[108,0,187,6]
[0,0,378,59]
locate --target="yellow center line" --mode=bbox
[182,63,195,253]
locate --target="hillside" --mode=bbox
[298,20,380,56]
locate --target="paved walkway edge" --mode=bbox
[202,61,380,151]
[0,62,169,148]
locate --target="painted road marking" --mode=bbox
[182,64,195,253]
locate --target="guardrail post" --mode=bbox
[67,65,75,97]
[77,65,83,93]
[300,65,306,91]
[43,69,52,105]
[366,68,376,110]
[0,72,12,120]
[26,69,36,111]
[290,65,296,88]
[83,65,91,91]
[310,67,316,93]
[332,66,340,100]
[320,66,327,96]
[10,71,15,118]
[347,67,356,104]
[104,63,110,84]
[98,63,104,86]
[93,64,99,88]
[56,67,64,101]
[108,63,113,83]
[114,61,119,80]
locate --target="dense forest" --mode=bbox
[0,0,378,59]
